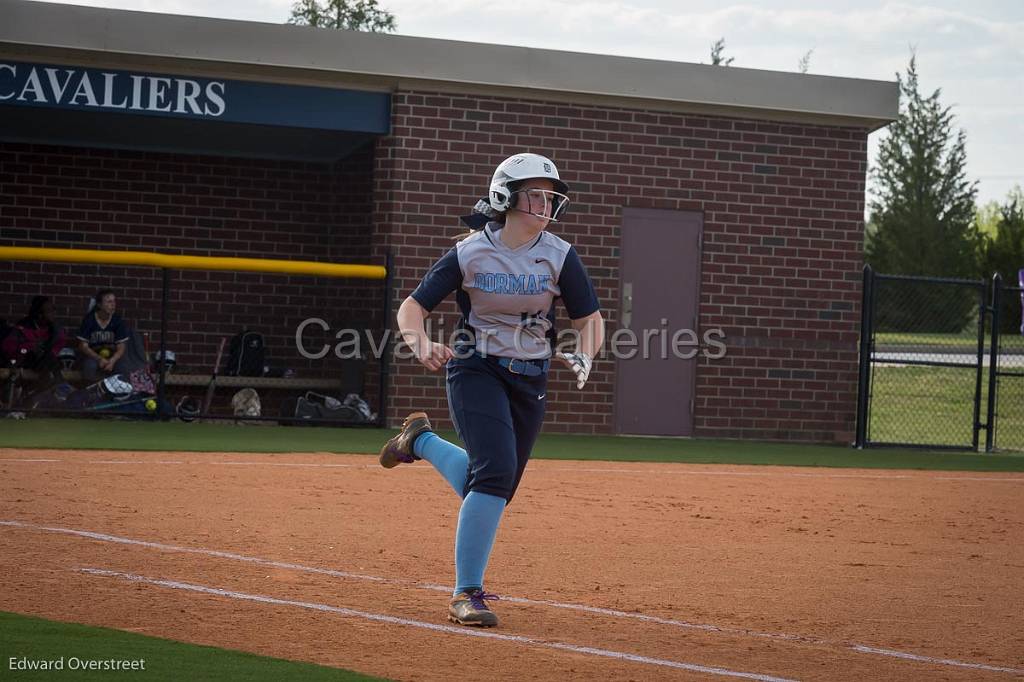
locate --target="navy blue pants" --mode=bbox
[445,352,547,503]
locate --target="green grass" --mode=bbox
[1,418,1023,471]
[870,365,980,446]
[874,332,983,349]
[0,611,387,681]
[870,365,1024,452]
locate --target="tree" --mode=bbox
[798,49,813,74]
[288,0,396,32]
[866,55,980,332]
[975,199,1001,239]
[710,38,734,66]
[981,187,1024,333]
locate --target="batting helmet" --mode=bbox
[176,395,202,422]
[488,153,570,219]
[152,349,176,372]
[57,347,76,371]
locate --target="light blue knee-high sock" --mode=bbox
[413,432,469,496]
[453,491,506,595]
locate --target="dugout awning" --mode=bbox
[0,58,390,161]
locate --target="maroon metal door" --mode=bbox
[614,208,703,436]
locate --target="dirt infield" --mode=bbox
[1,449,1022,681]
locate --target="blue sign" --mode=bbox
[0,60,389,134]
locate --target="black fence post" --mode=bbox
[377,249,394,428]
[985,274,1002,452]
[972,282,988,450]
[156,268,171,420]
[855,264,874,448]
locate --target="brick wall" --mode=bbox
[0,141,381,405]
[1,89,868,442]
[374,91,867,442]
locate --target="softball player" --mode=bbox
[379,153,605,627]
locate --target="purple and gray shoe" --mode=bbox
[378,411,432,468]
[448,589,500,627]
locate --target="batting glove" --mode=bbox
[559,352,592,390]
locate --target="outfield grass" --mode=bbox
[870,365,980,447]
[1,418,1022,471]
[875,331,984,349]
[870,365,1024,452]
[0,611,387,681]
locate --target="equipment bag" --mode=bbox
[226,330,265,377]
[280,391,361,425]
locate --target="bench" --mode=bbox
[0,369,353,391]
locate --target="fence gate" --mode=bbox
[991,275,1024,451]
[856,267,1023,452]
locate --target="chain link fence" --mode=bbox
[991,277,1023,451]
[857,267,1024,452]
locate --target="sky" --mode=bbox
[34,0,1024,207]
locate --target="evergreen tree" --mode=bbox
[710,38,734,66]
[288,0,396,32]
[867,55,980,332]
[982,189,1024,333]
[975,199,1001,239]
[798,49,813,74]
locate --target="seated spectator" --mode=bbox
[1,295,68,393]
[76,289,145,381]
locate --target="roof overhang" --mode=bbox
[0,0,899,132]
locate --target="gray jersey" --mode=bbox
[411,223,600,360]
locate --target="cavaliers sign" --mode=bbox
[1,63,227,116]
[0,61,390,133]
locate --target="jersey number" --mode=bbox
[520,310,546,329]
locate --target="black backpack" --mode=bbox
[225,330,265,377]
[279,392,365,426]
[0,319,13,363]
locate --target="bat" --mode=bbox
[202,337,227,417]
[87,396,153,412]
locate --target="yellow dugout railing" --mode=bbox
[0,246,386,280]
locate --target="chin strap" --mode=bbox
[506,206,560,223]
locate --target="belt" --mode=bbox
[469,350,549,377]
[496,357,549,377]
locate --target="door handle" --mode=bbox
[622,282,633,328]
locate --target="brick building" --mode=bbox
[0,1,897,441]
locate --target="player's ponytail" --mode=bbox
[454,197,507,241]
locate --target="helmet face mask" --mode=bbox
[510,187,570,222]
[488,153,570,221]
